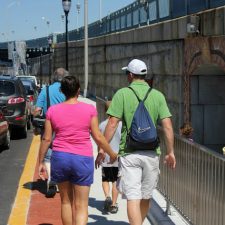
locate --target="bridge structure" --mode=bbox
[1,1,225,224]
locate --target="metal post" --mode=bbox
[76,12,79,29]
[146,1,149,24]
[48,38,53,84]
[99,0,102,22]
[61,15,65,33]
[49,53,51,85]
[139,0,149,24]
[165,199,172,215]
[65,12,69,71]
[76,2,81,30]
[84,0,88,97]
[40,50,43,88]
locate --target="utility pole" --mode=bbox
[84,0,88,97]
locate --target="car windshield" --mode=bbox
[20,77,36,84]
[0,81,15,96]
[24,85,31,92]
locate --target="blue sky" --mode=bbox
[0,0,135,42]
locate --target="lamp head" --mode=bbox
[62,0,71,14]
[139,0,147,4]
[48,38,52,45]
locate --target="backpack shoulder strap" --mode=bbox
[143,88,152,103]
[128,87,141,102]
[128,86,152,102]
[46,86,50,109]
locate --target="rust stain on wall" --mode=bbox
[184,37,225,123]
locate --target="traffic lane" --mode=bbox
[0,129,34,225]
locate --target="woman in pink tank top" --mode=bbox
[38,75,117,225]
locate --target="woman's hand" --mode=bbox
[38,162,48,180]
[95,150,105,169]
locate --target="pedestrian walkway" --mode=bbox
[7,96,188,225]
[7,96,151,225]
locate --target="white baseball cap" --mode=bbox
[122,59,147,75]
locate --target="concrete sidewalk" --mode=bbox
[87,139,151,225]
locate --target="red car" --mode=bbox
[0,107,10,149]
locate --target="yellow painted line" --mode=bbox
[7,135,40,225]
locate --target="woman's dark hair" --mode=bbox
[61,75,80,99]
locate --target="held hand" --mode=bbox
[164,152,176,169]
[109,152,118,164]
[38,163,47,180]
[95,151,105,169]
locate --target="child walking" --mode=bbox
[95,101,122,213]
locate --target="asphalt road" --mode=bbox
[0,129,34,225]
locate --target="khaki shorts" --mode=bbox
[117,151,160,200]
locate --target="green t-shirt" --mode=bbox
[107,81,172,156]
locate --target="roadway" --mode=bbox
[0,129,34,225]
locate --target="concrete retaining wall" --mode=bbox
[29,6,225,152]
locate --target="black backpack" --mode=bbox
[125,87,159,150]
[32,86,50,131]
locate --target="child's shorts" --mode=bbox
[102,167,118,182]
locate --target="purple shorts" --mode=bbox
[51,151,94,186]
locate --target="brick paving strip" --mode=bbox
[26,157,62,225]
[7,135,62,225]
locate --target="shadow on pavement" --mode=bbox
[23,179,47,195]
[0,146,8,153]
[89,197,114,215]
[88,214,129,225]
[38,224,53,225]
[89,197,105,212]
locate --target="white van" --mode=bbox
[16,75,38,87]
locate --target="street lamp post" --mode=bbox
[84,0,88,97]
[99,0,102,23]
[34,26,38,48]
[11,30,15,37]
[42,17,51,36]
[76,1,81,30]
[62,0,71,71]
[139,0,149,24]
[61,15,65,33]
[39,47,43,88]
[48,38,53,84]
[1,32,8,42]
[46,20,50,35]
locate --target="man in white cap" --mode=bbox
[101,59,176,225]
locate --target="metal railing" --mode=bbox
[95,96,225,225]
[158,128,225,225]
[1,0,225,49]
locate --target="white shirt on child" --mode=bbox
[99,119,122,167]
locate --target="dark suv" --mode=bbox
[0,75,29,138]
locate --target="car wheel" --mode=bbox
[21,124,27,139]
[27,117,31,130]
[3,130,10,149]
